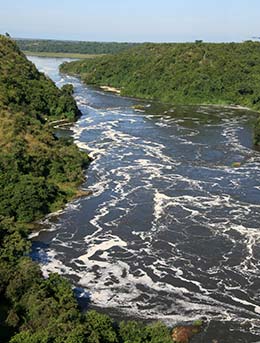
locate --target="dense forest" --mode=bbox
[16,39,138,55]
[60,41,260,145]
[0,36,183,342]
[0,35,89,223]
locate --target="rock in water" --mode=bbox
[172,321,202,343]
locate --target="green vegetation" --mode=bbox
[0,37,81,122]
[0,34,86,341]
[255,116,260,146]
[60,41,260,145]
[0,35,89,223]
[0,36,177,342]
[16,39,138,55]
[23,51,105,59]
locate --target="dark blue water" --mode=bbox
[28,56,260,342]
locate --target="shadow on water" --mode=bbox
[31,241,51,265]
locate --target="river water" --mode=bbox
[28,56,260,342]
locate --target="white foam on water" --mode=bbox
[31,58,260,336]
[78,236,127,262]
[37,249,76,279]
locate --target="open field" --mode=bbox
[23,50,106,59]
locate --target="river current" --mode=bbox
[28,56,260,342]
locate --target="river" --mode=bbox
[28,56,260,342]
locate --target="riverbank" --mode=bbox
[0,35,93,342]
[106,89,254,113]
[93,83,260,149]
[100,85,121,94]
[59,41,260,146]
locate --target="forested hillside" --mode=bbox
[0,35,88,222]
[0,36,177,342]
[60,41,260,145]
[0,35,89,341]
[16,39,138,55]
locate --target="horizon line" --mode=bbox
[11,36,260,44]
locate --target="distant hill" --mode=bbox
[60,41,260,145]
[15,38,139,55]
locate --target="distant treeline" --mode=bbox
[15,38,139,55]
[60,41,260,145]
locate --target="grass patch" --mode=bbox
[23,51,106,59]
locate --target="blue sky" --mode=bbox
[1,0,259,42]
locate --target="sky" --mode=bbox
[1,0,259,42]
